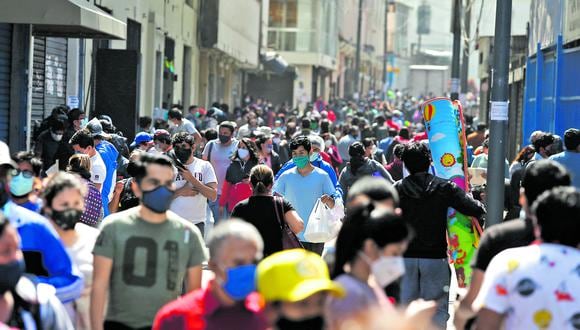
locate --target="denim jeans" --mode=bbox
[208,195,220,224]
[400,258,451,329]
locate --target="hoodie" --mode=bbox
[395,173,485,259]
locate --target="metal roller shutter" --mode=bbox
[0,24,11,142]
[44,37,67,113]
[32,37,46,125]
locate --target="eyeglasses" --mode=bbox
[11,169,34,178]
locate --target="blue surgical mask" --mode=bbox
[10,173,34,197]
[222,264,257,300]
[141,185,174,213]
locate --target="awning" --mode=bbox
[0,0,126,40]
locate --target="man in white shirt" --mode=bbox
[168,109,202,145]
[170,132,218,236]
[70,129,106,192]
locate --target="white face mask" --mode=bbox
[325,139,332,148]
[51,132,63,142]
[360,252,405,288]
[237,148,250,160]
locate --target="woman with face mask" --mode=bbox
[42,172,100,329]
[326,204,413,329]
[67,153,103,227]
[256,135,282,175]
[218,138,260,217]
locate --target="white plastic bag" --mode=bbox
[304,199,337,243]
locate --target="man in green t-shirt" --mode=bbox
[91,153,207,330]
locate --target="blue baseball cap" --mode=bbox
[131,132,153,148]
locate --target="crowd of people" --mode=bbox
[0,95,578,330]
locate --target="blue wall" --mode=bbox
[523,36,580,145]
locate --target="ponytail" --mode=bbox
[250,165,274,195]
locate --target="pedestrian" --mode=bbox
[327,205,413,328]
[9,152,43,212]
[273,136,336,255]
[339,142,393,199]
[202,121,238,222]
[232,165,304,257]
[34,117,65,174]
[362,137,386,165]
[130,132,154,153]
[66,154,103,227]
[151,129,173,155]
[70,129,106,193]
[0,214,74,329]
[167,109,202,145]
[454,160,571,329]
[256,249,345,330]
[549,128,580,188]
[337,127,358,162]
[108,151,142,214]
[476,187,580,330]
[219,138,258,217]
[0,141,83,305]
[256,133,282,175]
[42,172,99,329]
[90,153,207,330]
[153,220,269,330]
[395,142,485,329]
[386,143,405,181]
[170,132,217,236]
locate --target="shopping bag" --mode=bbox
[304,199,335,243]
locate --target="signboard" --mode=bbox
[490,101,509,121]
[67,95,79,109]
[564,0,580,43]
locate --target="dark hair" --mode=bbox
[172,132,195,147]
[0,212,8,237]
[203,128,218,141]
[139,116,152,129]
[532,133,555,152]
[131,153,174,183]
[346,177,399,205]
[320,119,331,134]
[401,142,431,174]
[255,135,271,151]
[521,160,571,205]
[532,187,580,247]
[393,143,405,159]
[361,138,375,149]
[168,109,183,120]
[66,154,92,180]
[563,128,580,151]
[12,152,42,177]
[42,172,85,210]
[349,142,366,175]
[513,145,535,163]
[188,105,198,112]
[49,118,65,131]
[69,129,94,148]
[301,118,311,130]
[250,165,273,195]
[234,138,259,162]
[333,205,413,277]
[219,121,236,134]
[398,128,410,140]
[67,108,84,123]
[289,136,311,153]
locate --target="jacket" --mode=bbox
[339,159,394,200]
[219,159,257,211]
[395,173,486,259]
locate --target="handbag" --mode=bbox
[273,196,304,250]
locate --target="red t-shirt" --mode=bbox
[153,281,268,330]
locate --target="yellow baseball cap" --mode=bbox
[257,249,345,302]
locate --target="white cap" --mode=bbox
[0,141,16,168]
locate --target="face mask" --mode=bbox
[237,148,250,160]
[276,316,324,330]
[309,152,320,162]
[10,173,34,197]
[0,259,24,294]
[221,264,257,300]
[174,147,192,164]
[141,185,174,213]
[51,132,63,142]
[360,252,405,288]
[273,137,281,145]
[50,208,83,231]
[79,118,88,127]
[293,155,310,169]
[325,140,332,148]
[266,144,273,152]
[219,134,231,144]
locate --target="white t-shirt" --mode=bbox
[90,153,106,190]
[170,118,198,135]
[476,243,580,330]
[170,158,217,224]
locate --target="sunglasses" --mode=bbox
[11,169,34,178]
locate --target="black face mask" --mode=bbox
[0,259,24,294]
[50,208,83,230]
[276,316,324,330]
[174,147,192,164]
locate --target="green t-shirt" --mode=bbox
[93,208,207,328]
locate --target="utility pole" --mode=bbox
[450,0,461,101]
[382,0,389,100]
[487,0,512,226]
[354,0,363,100]
[460,0,471,100]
